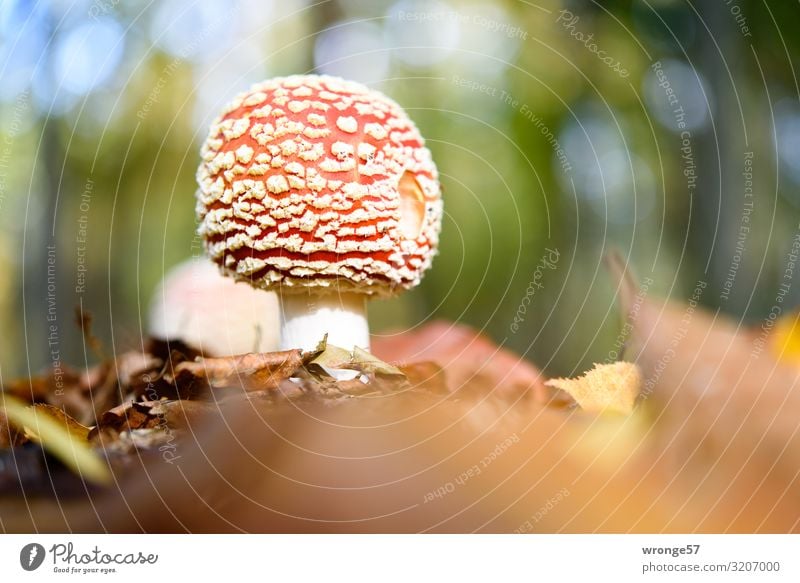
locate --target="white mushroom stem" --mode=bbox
[279,292,370,352]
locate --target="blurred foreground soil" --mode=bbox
[1,309,798,533]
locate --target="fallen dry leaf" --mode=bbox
[170,350,304,392]
[0,411,28,448]
[349,346,405,377]
[305,339,404,380]
[1,394,111,485]
[96,401,162,434]
[23,404,91,443]
[306,339,352,377]
[545,361,642,414]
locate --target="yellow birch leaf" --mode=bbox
[545,361,642,414]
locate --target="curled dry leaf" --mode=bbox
[95,399,214,435]
[97,401,162,434]
[305,338,404,380]
[170,350,304,392]
[303,344,442,398]
[349,347,404,377]
[545,361,642,414]
[305,341,354,379]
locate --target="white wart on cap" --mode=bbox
[196,75,443,351]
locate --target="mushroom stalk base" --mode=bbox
[279,292,370,352]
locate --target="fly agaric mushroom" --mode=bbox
[195,75,442,351]
[149,258,280,356]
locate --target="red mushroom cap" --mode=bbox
[196,75,442,296]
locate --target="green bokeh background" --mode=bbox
[1,0,798,380]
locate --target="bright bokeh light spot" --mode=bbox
[453,2,521,75]
[53,18,125,96]
[149,0,235,61]
[584,151,656,224]
[385,0,460,69]
[314,20,389,84]
[0,1,50,102]
[643,59,712,132]
[560,113,622,172]
[559,109,655,224]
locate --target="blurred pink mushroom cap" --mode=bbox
[148,258,280,356]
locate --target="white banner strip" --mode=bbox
[0,534,797,581]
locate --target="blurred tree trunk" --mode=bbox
[24,9,63,375]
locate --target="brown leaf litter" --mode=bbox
[0,317,641,497]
